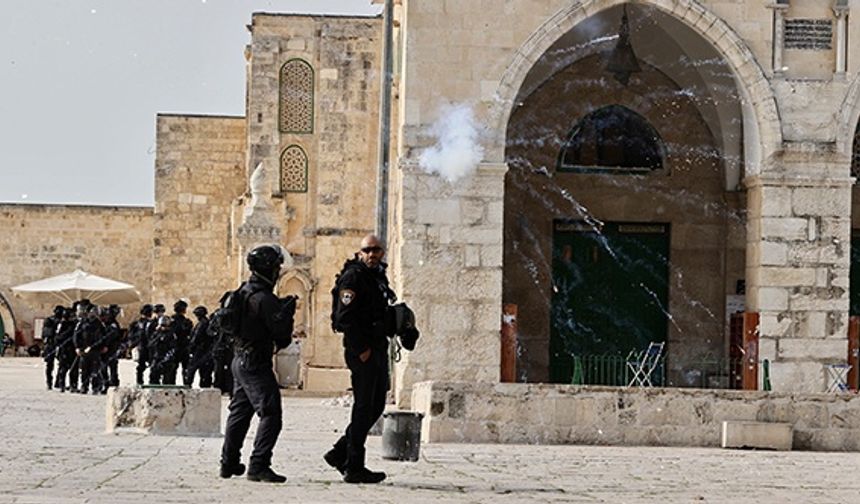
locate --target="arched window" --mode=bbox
[852,120,860,180]
[558,105,664,173]
[279,59,314,134]
[280,145,308,193]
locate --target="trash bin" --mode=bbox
[381,411,423,462]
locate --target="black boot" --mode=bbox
[323,448,347,475]
[246,467,286,483]
[343,467,386,484]
[219,462,246,479]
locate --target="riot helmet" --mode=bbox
[154,304,166,315]
[157,315,171,328]
[140,304,154,316]
[173,300,188,314]
[192,305,208,318]
[53,305,65,318]
[247,244,285,284]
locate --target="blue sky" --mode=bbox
[0,0,381,205]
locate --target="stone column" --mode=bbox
[833,2,849,76]
[769,1,790,77]
[746,167,852,393]
[392,161,506,407]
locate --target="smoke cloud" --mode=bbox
[419,103,484,183]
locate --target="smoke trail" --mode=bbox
[419,103,484,183]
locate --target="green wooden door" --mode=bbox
[550,221,670,383]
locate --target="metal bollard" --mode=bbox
[381,411,423,462]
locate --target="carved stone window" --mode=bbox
[279,59,314,134]
[280,145,308,193]
[558,105,665,173]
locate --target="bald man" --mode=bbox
[325,234,394,484]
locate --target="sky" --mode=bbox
[0,0,382,206]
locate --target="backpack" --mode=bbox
[220,281,268,341]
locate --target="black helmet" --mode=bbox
[53,305,65,317]
[192,306,208,317]
[154,304,166,314]
[174,300,188,313]
[247,244,285,279]
[140,304,154,316]
[108,304,121,318]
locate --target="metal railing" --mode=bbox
[571,353,744,389]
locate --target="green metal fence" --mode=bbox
[571,353,743,389]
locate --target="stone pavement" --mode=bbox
[1,358,860,503]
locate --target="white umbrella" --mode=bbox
[11,269,142,305]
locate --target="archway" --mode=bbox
[502,3,749,387]
[0,293,16,351]
[488,0,782,175]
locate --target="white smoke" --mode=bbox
[419,103,484,183]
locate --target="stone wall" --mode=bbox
[0,203,153,343]
[246,14,382,390]
[152,114,246,310]
[413,381,860,451]
[392,0,858,401]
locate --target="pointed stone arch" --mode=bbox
[487,0,783,176]
[836,73,860,168]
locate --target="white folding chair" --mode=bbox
[825,363,851,393]
[627,342,665,387]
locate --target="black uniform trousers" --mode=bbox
[331,349,389,471]
[136,347,148,386]
[78,352,101,393]
[44,354,54,388]
[186,353,214,388]
[220,357,282,472]
[55,350,78,391]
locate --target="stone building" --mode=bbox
[4,1,860,401]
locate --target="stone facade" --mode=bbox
[0,204,153,343]
[390,0,860,402]
[413,381,860,451]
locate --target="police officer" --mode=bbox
[172,300,193,386]
[100,305,123,391]
[220,245,296,483]
[187,306,214,387]
[149,315,176,385]
[128,304,153,386]
[74,304,106,395]
[42,305,64,390]
[210,295,235,396]
[54,307,78,392]
[323,234,394,484]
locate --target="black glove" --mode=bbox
[400,327,420,351]
[279,295,298,317]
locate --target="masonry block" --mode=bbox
[721,421,792,451]
[106,386,222,436]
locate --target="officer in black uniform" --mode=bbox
[74,304,106,395]
[211,296,235,396]
[100,305,123,391]
[148,315,176,385]
[172,300,193,386]
[220,244,296,484]
[324,234,394,484]
[187,306,214,388]
[54,307,78,392]
[128,304,153,386]
[42,305,64,390]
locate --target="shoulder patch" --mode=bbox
[340,289,356,306]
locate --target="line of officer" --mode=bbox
[73,304,106,395]
[220,245,296,484]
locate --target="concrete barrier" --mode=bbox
[721,421,792,450]
[106,386,222,436]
